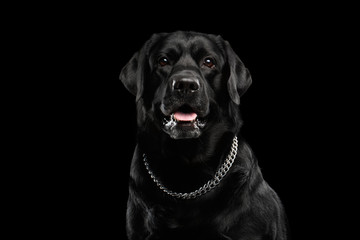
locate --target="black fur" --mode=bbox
[120,31,288,240]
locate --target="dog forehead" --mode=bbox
[150,31,223,57]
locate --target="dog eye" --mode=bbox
[203,57,215,68]
[158,57,169,66]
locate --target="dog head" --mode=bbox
[120,31,252,139]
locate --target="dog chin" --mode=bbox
[162,114,206,139]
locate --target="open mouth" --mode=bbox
[162,105,207,139]
[163,112,206,127]
[163,105,206,126]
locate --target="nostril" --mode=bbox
[190,82,199,91]
[174,81,184,91]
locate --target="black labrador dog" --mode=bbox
[120,31,288,240]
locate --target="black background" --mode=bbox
[30,4,353,239]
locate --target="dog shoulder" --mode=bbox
[239,142,288,238]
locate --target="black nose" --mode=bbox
[172,77,200,93]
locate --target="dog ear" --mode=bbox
[119,47,147,102]
[119,34,161,101]
[224,40,252,105]
[120,51,141,99]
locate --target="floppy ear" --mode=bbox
[119,47,147,101]
[224,41,252,105]
[120,34,161,101]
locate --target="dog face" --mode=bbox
[120,31,252,139]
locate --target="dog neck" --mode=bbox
[139,124,235,165]
[137,122,239,192]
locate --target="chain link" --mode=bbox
[143,136,238,200]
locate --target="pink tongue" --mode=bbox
[173,112,197,121]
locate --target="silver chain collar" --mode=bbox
[142,136,238,200]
